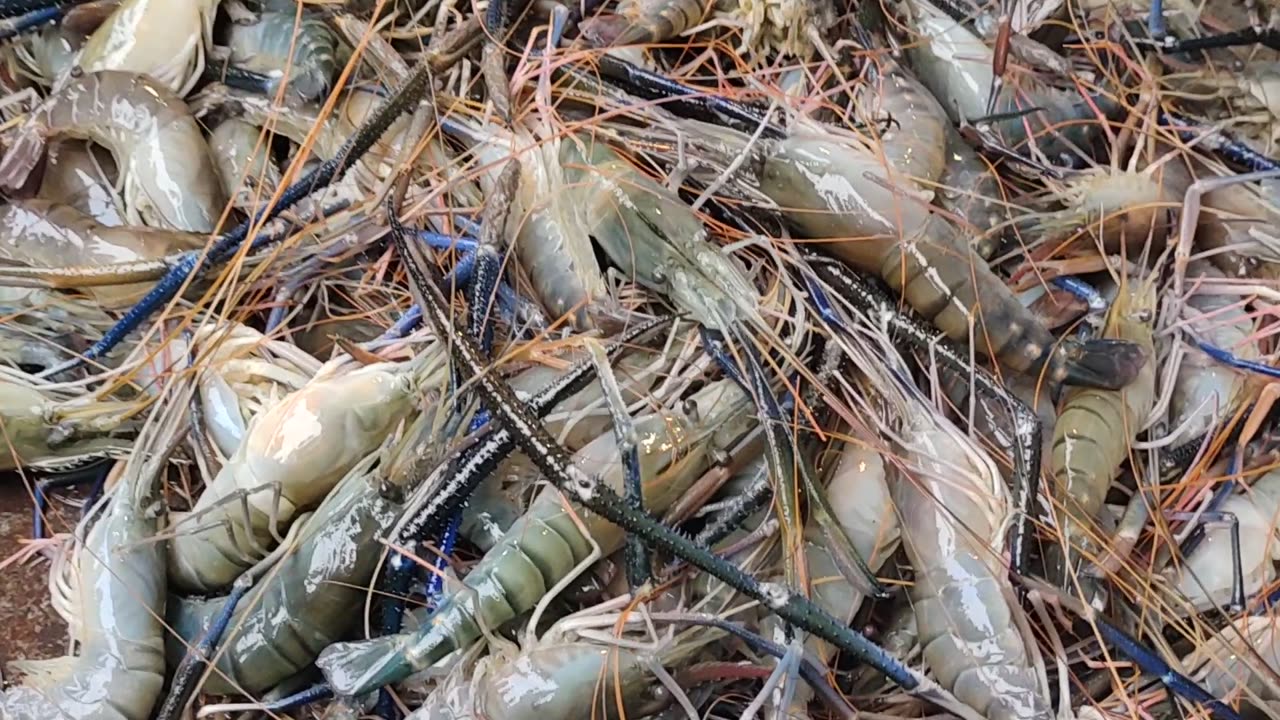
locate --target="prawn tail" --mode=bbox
[315,635,412,698]
[1056,337,1149,391]
[0,126,45,190]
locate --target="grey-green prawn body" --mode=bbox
[317,378,756,697]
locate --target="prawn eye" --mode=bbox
[69,66,84,79]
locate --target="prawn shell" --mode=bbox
[0,71,226,233]
[75,0,217,96]
[0,199,205,307]
[166,362,425,592]
[37,140,124,226]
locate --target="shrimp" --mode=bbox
[0,369,142,472]
[784,437,900,714]
[0,71,227,233]
[166,348,448,593]
[190,83,424,195]
[1164,263,1260,447]
[440,119,609,328]
[934,122,1007,259]
[756,116,1141,389]
[1046,276,1158,585]
[37,141,125,226]
[73,0,218,96]
[315,378,758,697]
[1012,156,1193,259]
[1164,468,1280,613]
[0,200,207,307]
[560,131,759,332]
[901,0,1115,160]
[894,395,1051,720]
[223,3,338,102]
[207,118,282,211]
[1182,614,1280,706]
[579,0,707,46]
[189,322,320,460]
[0,379,191,720]
[165,443,404,696]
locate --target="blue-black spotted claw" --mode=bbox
[1020,576,1242,720]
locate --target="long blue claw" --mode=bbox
[259,684,335,713]
[1162,112,1280,173]
[1196,340,1280,379]
[467,247,502,356]
[1147,0,1167,40]
[1092,615,1242,720]
[801,271,846,331]
[0,3,60,40]
[154,578,254,720]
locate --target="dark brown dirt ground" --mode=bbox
[0,476,74,677]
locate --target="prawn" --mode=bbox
[315,377,758,697]
[0,200,207,307]
[901,0,1116,161]
[757,97,1142,389]
[73,0,218,96]
[1045,275,1158,587]
[0,378,192,720]
[222,1,337,103]
[579,0,707,46]
[1164,467,1280,614]
[207,117,282,211]
[438,117,609,329]
[0,368,142,472]
[166,347,448,593]
[894,387,1051,720]
[0,71,226,233]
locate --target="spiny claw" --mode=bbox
[1058,337,1149,390]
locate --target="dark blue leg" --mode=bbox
[0,0,73,21]
[1161,112,1280,173]
[1158,27,1280,55]
[252,684,334,713]
[1148,0,1167,41]
[1051,276,1108,338]
[1091,614,1241,720]
[1196,339,1280,379]
[154,577,255,720]
[374,547,419,720]
[586,54,784,138]
[0,3,60,41]
[32,463,109,539]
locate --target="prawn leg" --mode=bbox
[569,53,784,137]
[1024,577,1242,720]
[1158,26,1280,54]
[320,199,972,713]
[1051,276,1108,338]
[39,21,484,377]
[154,576,254,720]
[1161,111,1280,173]
[0,4,61,41]
[466,161,520,357]
[1168,510,1245,612]
[585,339,651,589]
[31,461,110,539]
